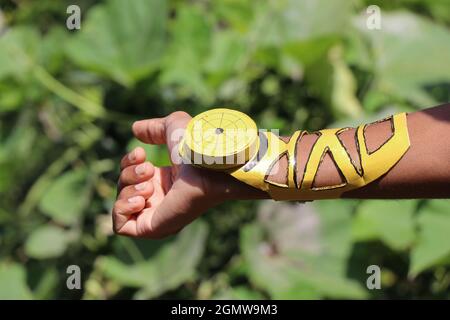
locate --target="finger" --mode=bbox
[132,111,191,150]
[132,117,167,145]
[114,218,138,237]
[119,162,154,188]
[118,181,154,200]
[120,147,146,170]
[112,196,146,234]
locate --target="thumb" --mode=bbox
[132,117,166,145]
[132,111,192,161]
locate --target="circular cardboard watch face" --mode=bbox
[182,108,259,170]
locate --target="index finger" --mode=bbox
[120,146,146,170]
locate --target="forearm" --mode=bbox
[344,104,450,198]
[219,104,450,201]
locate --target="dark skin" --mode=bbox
[112,104,450,239]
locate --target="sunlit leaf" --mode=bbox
[0,25,69,81]
[253,0,352,47]
[66,0,166,86]
[160,4,211,99]
[354,12,450,105]
[0,26,39,80]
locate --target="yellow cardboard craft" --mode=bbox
[180,108,410,200]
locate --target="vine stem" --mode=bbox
[6,32,134,124]
[33,66,106,117]
[18,146,81,217]
[33,66,135,125]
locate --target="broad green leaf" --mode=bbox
[38,27,69,73]
[352,200,417,251]
[0,26,39,80]
[241,200,367,299]
[39,168,90,225]
[354,12,450,105]
[211,0,254,33]
[160,4,211,99]
[307,46,363,118]
[205,30,247,81]
[252,0,352,47]
[0,26,69,80]
[250,0,352,76]
[25,225,70,259]
[0,263,33,299]
[283,36,339,69]
[99,220,208,299]
[410,200,450,276]
[66,0,166,86]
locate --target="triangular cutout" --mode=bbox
[265,152,289,187]
[337,128,363,176]
[279,136,291,143]
[295,132,320,188]
[364,117,394,154]
[311,149,347,190]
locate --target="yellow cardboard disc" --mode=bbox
[182,108,259,170]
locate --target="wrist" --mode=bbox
[209,170,269,202]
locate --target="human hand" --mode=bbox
[112,111,267,238]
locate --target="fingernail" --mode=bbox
[135,163,147,176]
[128,196,142,203]
[135,181,148,191]
[128,148,137,162]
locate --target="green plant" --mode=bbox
[0,0,448,299]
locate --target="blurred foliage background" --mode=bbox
[0,0,449,299]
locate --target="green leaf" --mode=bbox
[0,25,69,81]
[212,0,254,33]
[283,36,339,69]
[253,0,352,47]
[250,0,351,76]
[160,4,211,99]
[0,82,25,113]
[38,27,70,73]
[99,220,208,299]
[39,168,90,225]
[0,26,39,80]
[410,200,450,276]
[66,0,166,86]
[0,263,33,299]
[25,225,70,259]
[241,200,367,299]
[307,46,363,118]
[352,200,417,251]
[205,30,247,80]
[354,12,450,105]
